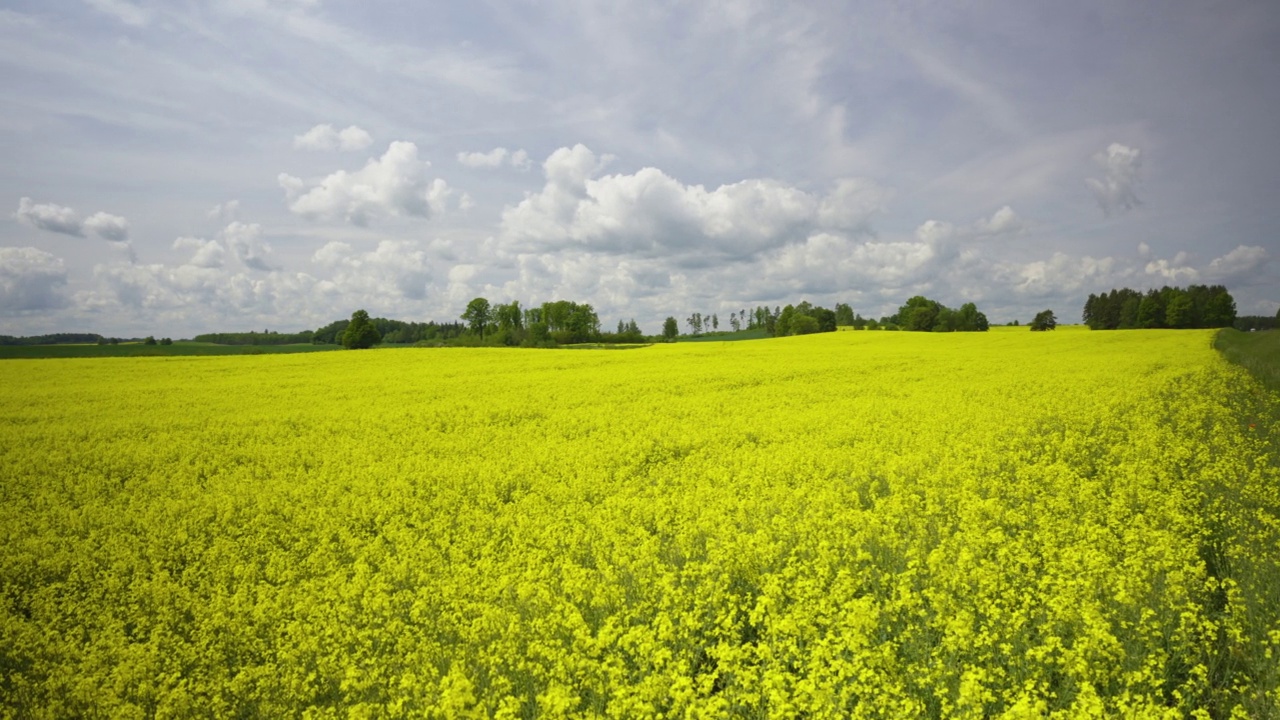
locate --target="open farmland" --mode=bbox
[2,328,1278,718]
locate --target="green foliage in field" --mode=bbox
[341,309,382,350]
[1215,328,1280,394]
[2,331,1278,717]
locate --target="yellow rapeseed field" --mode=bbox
[2,328,1278,718]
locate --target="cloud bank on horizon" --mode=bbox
[1,0,1276,336]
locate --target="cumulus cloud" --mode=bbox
[173,236,226,269]
[1013,253,1119,297]
[457,147,533,170]
[280,142,457,225]
[910,206,1022,265]
[222,221,277,271]
[86,261,323,319]
[84,212,130,242]
[0,246,69,311]
[458,148,507,167]
[914,220,954,245]
[14,198,133,243]
[500,144,888,266]
[1086,143,1141,215]
[207,200,241,221]
[817,178,892,233]
[293,124,374,152]
[311,239,433,299]
[973,205,1023,235]
[1206,245,1267,281]
[14,198,83,237]
[1144,251,1199,283]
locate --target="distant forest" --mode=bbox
[1083,285,1237,330]
[0,333,105,346]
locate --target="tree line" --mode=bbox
[1234,309,1280,332]
[0,333,104,346]
[1083,285,1237,330]
[192,330,316,345]
[662,295,992,341]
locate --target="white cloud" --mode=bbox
[281,141,457,225]
[173,236,226,269]
[973,205,1023,235]
[1013,253,1119,297]
[915,220,954,245]
[1144,251,1199,283]
[1206,245,1267,281]
[457,148,508,167]
[293,124,374,152]
[311,239,433,299]
[0,247,69,311]
[500,145,888,266]
[84,212,130,242]
[911,206,1022,265]
[311,240,352,269]
[457,147,533,170]
[14,197,83,237]
[14,198,132,243]
[207,200,241,221]
[79,257,338,332]
[222,221,277,271]
[817,178,891,233]
[1086,143,1142,215]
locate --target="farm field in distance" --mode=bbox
[2,328,1278,717]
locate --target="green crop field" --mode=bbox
[1215,328,1280,393]
[2,329,1278,717]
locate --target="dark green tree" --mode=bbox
[897,296,942,332]
[1119,295,1141,329]
[160,337,173,346]
[953,303,989,332]
[1136,291,1164,328]
[1165,293,1193,328]
[1203,289,1237,328]
[144,336,157,346]
[494,301,523,331]
[527,322,551,344]
[791,314,820,335]
[813,307,838,332]
[775,305,795,337]
[662,316,679,342]
[462,297,492,338]
[1030,310,1057,331]
[342,309,381,349]
[835,303,856,327]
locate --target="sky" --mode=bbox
[1,0,1277,337]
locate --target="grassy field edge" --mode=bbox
[1214,328,1280,393]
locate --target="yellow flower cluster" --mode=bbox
[2,327,1277,718]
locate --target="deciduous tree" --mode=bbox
[342,309,381,349]
[1030,310,1057,331]
[462,298,492,338]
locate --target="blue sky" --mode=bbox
[1,0,1276,336]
